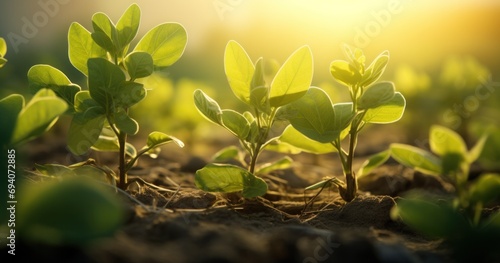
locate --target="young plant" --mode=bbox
[193,40,313,198]
[380,125,500,261]
[0,38,69,148]
[27,4,187,189]
[0,37,6,68]
[279,45,405,202]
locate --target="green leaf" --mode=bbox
[221,109,250,140]
[134,23,187,70]
[255,156,293,175]
[193,89,223,125]
[35,163,75,177]
[0,37,6,57]
[468,134,488,163]
[212,146,240,162]
[358,81,395,110]
[392,192,469,238]
[74,91,100,113]
[332,103,354,134]
[429,125,467,157]
[123,51,154,79]
[330,60,362,87]
[87,58,126,108]
[441,153,466,181]
[68,22,107,76]
[114,110,138,135]
[17,178,124,245]
[251,57,266,89]
[224,40,254,104]
[361,50,389,87]
[27,65,81,108]
[250,86,270,114]
[11,89,68,146]
[91,12,117,54]
[363,92,406,124]
[145,131,184,149]
[469,174,500,205]
[113,81,146,108]
[390,143,442,176]
[279,125,337,154]
[357,149,391,177]
[0,94,24,145]
[91,135,136,158]
[68,107,106,155]
[269,46,313,107]
[72,165,110,182]
[28,65,71,89]
[195,164,267,198]
[285,87,337,143]
[116,3,140,51]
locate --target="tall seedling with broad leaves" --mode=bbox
[193,41,313,198]
[26,4,187,189]
[280,45,406,202]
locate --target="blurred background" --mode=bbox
[1,0,499,169]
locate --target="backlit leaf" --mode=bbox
[358,81,395,110]
[363,92,405,124]
[123,51,154,79]
[11,89,68,146]
[357,149,391,177]
[68,107,106,155]
[116,3,140,52]
[390,143,442,176]
[269,46,313,107]
[0,94,24,144]
[87,58,126,108]
[285,87,337,143]
[430,125,467,157]
[27,65,81,108]
[361,50,389,87]
[279,125,337,154]
[114,110,138,135]
[91,12,117,54]
[224,40,254,104]
[193,89,223,125]
[221,109,250,140]
[195,164,267,198]
[255,156,293,175]
[330,60,361,87]
[134,23,187,70]
[68,22,107,76]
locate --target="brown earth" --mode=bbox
[5,127,494,263]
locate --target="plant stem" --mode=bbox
[118,130,128,190]
[341,127,358,202]
[249,143,261,174]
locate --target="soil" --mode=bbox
[5,128,497,263]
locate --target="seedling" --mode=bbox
[27,4,187,189]
[193,40,313,198]
[376,125,500,261]
[279,45,405,202]
[0,40,68,147]
[0,37,6,68]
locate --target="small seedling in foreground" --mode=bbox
[280,45,405,202]
[0,37,6,68]
[194,40,313,198]
[27,4,187,189]
[375,125,500,261]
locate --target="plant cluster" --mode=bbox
[2,4,499,259]
[193,43,406,202]
[26,4,187,189]
[358,125,500,261]
[193,41,313,198]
